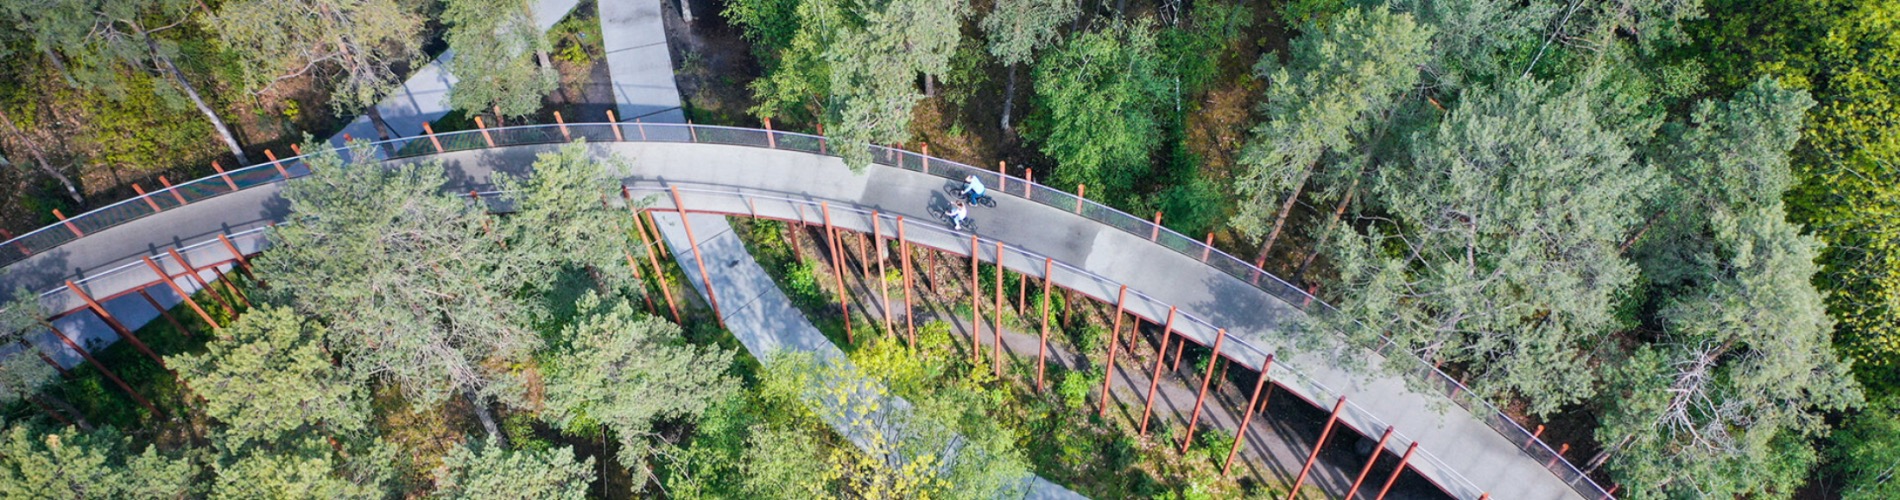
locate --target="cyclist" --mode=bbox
[961,175,987,205]
[947,200,970,230]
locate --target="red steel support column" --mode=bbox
[1223,354,1275,476]
[143,256,217,327]
[67,280,166,369]
[138,289,189,338]
[1036,258,1052,390]
[217,234,261,285]
[763,117,776,148]
[821,202,851,343]
[1202,233,1214,261]
[628,207,682,323]
[1074,184,1086,213]
[969,235,981,364]
[1098,285,1129,416]
[1139,306,1178,437]
[1181,329,1226,453]
[992,240,1004,378]
[1288,397,1348,499]
[169,248,236,318]
[1172,333,1187,371]
[1374,443,1418,500]
[1151,211,1162,241]
[898,217,916,347]
[1345,428,1396,500]
[670,187,723,328]
[873,212,892,337]
[41,319,158,415]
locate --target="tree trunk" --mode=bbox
[0,107,83,204]
[33,394,94,431]
[362,106,400,157]
[1294,176,1357,283]
[1000,65,1018,135]
[1619,209,1666,253]
[925,74,937,97]
[142,32,250,165]
[42,48,79,88]
[464,388,505,445]
[1253,167,1313,268]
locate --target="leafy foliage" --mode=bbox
[170,305,367,446]
[432,440,595,500]
[0,424,196,497]
[443,0,557,118]
[209,435,398,499]
[211,0,426,112]
[541,292,737,473]
[1029,19,1169,203]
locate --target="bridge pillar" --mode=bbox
[1181,329,1226,453]
[873,212,892,337]
[671,187,723,328]
[67,280,164,369]
[992,241,1004,378]
[1289,397,1348,499]
[1139,306,1178,437]
[969,235,981,365]
[821,202,851,344]
[1098,285,1128,417]
[138,289,189,339]
[627,206,681,323]
[1224,354,1274,476]
[1346,427,1395,500]
[1374,443,1419,500]
[1036,258,1052,391]
[898,217,916,347]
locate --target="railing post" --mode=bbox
[1151,211,1163,241]
[763,117,776,148]
[51,209,81,237]
[920,143,929,173]
[898,216,916,347]
[969,235,981,364]
[1139,306,1178,437]
[821,201,851,344]
[1099,285,1129,416]
[422,122,445,152]
[1182,329,1226,453]
[132,184,162,211]
[1202,233,1214,261]
[474,116,495,147]
[1546,443,1570,468]
[554,111,570,140]
[159,176,188,205]
[992,240,1005,378]
[1026,168,1034,197]
[1374,443,1419,500]
[265,149,289,179]
[1075,184,1086,213]
[211,160,238,190]
[1037,258,1052,390]
[1346,428,1396,500]
[670,187,723,328]
[606,110,625,141]
[688,119,698,142]
[1525,424,1545,447]
[1224,354,1274,475]
[67,279,165,368]
[1288,397,1348,499]
[143,255,218,327]
[637,119,648,141]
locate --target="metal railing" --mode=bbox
[0,122,1612,499]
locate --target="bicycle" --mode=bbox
[928,205,979,232]
[943,183,998,208]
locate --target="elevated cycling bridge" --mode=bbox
[0,123,1613,500]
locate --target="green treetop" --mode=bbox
[1029,19,1170,204]
[212,0,425,138]
[432,440,594,500]
[0,424,196,498]
[169,305,368,446]
[443,0,558,119]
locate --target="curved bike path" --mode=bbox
[0,139,1590,499]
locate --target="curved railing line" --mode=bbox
[637,184,1489,497]
[0,122,1611,499]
